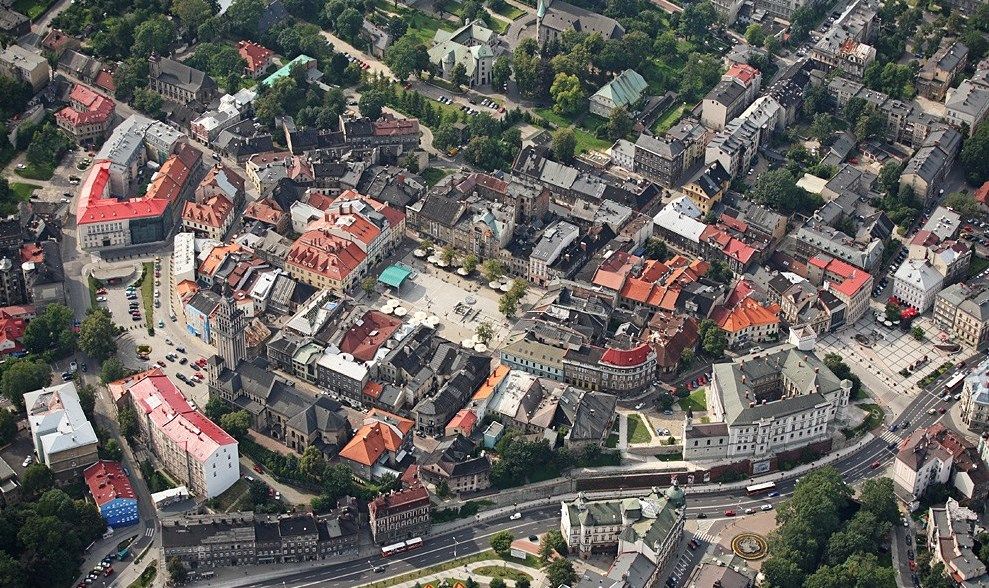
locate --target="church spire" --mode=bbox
[536,0,546,19]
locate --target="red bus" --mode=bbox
[381,537,423,557]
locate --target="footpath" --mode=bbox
[366,560,546,588]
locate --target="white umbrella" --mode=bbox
[414,311,428,321]
[474,343,488,353]
[488,281,501,289]
[427,315,440,327]
[413,249,427,258]
[394,307,408,317]
[427,255,439,264]
[456,268,469,276]
[499,283,511,292]
[462,338,476,348]
[380,305,393,314]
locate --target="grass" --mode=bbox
[421,168,449,186]
[842,403,884,439]
[12,0,51,19]
[605,432,619,448]
[489,1,524,19]
[127,562,156,588]
[359,550,539,588]
[485,14,509,33]
[970,255,989,278]
[652,103,689,134]
[473,566,533,583]
[919,362,953,389]
[14,162,54,180]
[209,478,249,513]
[88,275,101,309]
[534,107,611,154]
[9,182,37,201]
[139,262,154,333]
[626,413,652,444]
[403,10,457,45]
[678,388,707,412]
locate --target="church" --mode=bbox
[535,0,625,45]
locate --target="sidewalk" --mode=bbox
[371,559,545,588]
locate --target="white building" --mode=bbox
[172,232,197,285]
[893,425,956,504]
[24,382,99,480]
[962,358,989,432]
[427,21,497,87]
[893,259,944,312]
[529,221,579,286]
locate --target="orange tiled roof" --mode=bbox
[717,297,780,333]
[286,230,366,282]
[338,421,404,466]
[473,364,509,401]
[182,193,234,228]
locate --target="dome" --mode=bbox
[665,481,685,508]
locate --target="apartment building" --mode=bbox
[55,84,115,143]
[368,484,431,545]
[0,44,51,90]
[934,283,989,351]
[632,118,706,187]
[23,382,98,481]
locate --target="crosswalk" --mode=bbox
[668,532,718,587]
[879,430,902,445]
[144,527,154,538]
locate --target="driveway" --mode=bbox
[320,30,395,79]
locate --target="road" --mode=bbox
[198,356,969,588]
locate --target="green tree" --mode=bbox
[25,123,71,170]
[492,56,512,89]
[220,410,252,440]
[945,192,980,217]
[546,558,578,588]
[435,479,451,497]
[1,360,52,409]
[100,358,127,385]
[440,245,456,264]
[359,90,386,121]
[172,0,213,34]
[512,39,543,98]
[335,7,363,41]
[540,529,568,560]
[0,409,15,446]
[100,438,123,461]
[0,552,23,587]
[551,127,577,162]
[854,110,886,140]
[911,326,925,341]
[186,43,247,81]
[679,0,716,41]
[226,0,264,37]
[360,276,377,296]
[462,254,478,273]
[605,106,634,141]
[499,294,519,317]
[749,169,822,215]
[745,24,766,46]
[22,303,76,357]
[79,309,117,362]
[489,579,506,588]
[702,325,727,357]
[20,464,54,500]
[962,121,989,186]
[118,405,138,439]
[644,238,669,261]
[322,463,357,502]
[451,62,470,89]
[113,58,150,101]
[481,259,505,281]
[132,16,175,57]
[550,73,583,116]
[859,477,899,528]
[205,397,233,421]
[167,557,188,585]
[475,322,493,344]
[299,445,327,480]
[878,162,903,197]
[385,36,429,80]
[490,530,514,556]
[679,52,722,102]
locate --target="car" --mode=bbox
[903,517,909,527]
[158,320,164,328]
[61,370,74,379]
[889,424,898,432]
[176,346,186,353]
[253,463,263,474]
[870,461,881,469]
[724,509,736,517]
[165,355,175,362]
[696,512,708,518]
[69,361,78,372]
[156,361,166,368]
[82,363,88,372]
[929,408,937,415]
[687,540,698,550]
[634,402,643,410]
[21,455,33,467]
[179,357,188,365]
[938,407,946,414]
[908,549,915,559]
[131,315,142,321]
[761,504,773,511]
[905,535,912,546]
[744,508,755,514]
[955,393,963,400]
[768,491,780,497]
[195,372,204,379]
[528,535,538,542]
[663,409,673,416]
[509,512,522,520]
[908,560,916,571]
[104,568,113,577]
[888,442,898,450]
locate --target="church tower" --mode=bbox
[214,284,247,370]
[536,0,546,45]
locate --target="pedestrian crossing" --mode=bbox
[144,527,154,538]
[879,431,902,445]
[693,530,718,544]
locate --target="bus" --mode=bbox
[945,372,966,393]
[746,481,777,496]
[381,537,424,557]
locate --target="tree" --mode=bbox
[385,36,429,80]
[745,24,766,47]
[702,325,727,357]
[359,90,385,121]
[475,322,493,344]
[492,56,512,89]
[167,557,188,585]
[0,409,15,446]
[679,52,722,102]
[79,309,117,362]
[113,58,150,102]
[101,438,123,461]
[462,254,478,273]
[22,303,76,358]
[118,405,138,439]
[335,7,363,42]
[854,110,886,140]
[20,464,54,500]
[360,276,377,296]
[220,410,252,440]
[25,123,71,170]
[605,106,634,141]
[299,445,327,481]
[132,16,175,57]
[1,360,51,408]
[644,238,669,261]
[945,192,980,217]
[858,477,899,528]
[172,0,213,33]
[911,326,925,341]
[451,62,470,89]
[552,128,577,162]
[490,530,514,556]
[440,245,456,264]
[481,259,505,281]
[435,479,451,497]
[749,169,822,215]
[499,294,519,317]
[100,358,127,385]
[550,73,583,116]
[678,0,716,41]
[961,121,989,186]
[546,558,578,588]
[322,463,357,502]
[512,39,543,98]
[226,0,264,37]
[540,530,568,561]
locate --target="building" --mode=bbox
[529,220,580,286]
[428,21,497,87]
[23,382,98,481]
[682,162,730,216]
[589,69,647,118]
[711,293,780,349]
[182,165,244,240]
[368,484,431,545]
[237,41,274,78]
[161,504,360,570]
[632,119,706,187]
[946,79,989,135]
[893,424,989,508]
[190,88,257,143]
[83,461,138,528]
[55,84,115,144]
[361,20,393,58]
[561,484,685,574]
[535,0,624,45]
[961,358,989,433]
[918,41,969,101]
[899,127,963,206]
[338,410,414,480]
[685,346,852,464]
[935,283,989,351]
[418,435,491,495]
[926,499,989,586]
[0,7,29,37]
[148,55,218,105]
[807,255,873,324]
[0,44,51,90]
[702,78,752,131]
[117,369,239,498]
[893,259,943,312]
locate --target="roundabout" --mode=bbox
[730,533,768,560]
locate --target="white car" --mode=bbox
[69,361,78,372]
[744,508,755,514]
[761,504,773,511]
[21,455,33,467]
[634,402,643,410]
[509,512,522,520]
[96,296,107,302]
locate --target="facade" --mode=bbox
[961,358,989,433]
[23,382,99,481]
[237,41,274,78]
[337,410,414,480]
[893,424,988,507]
[632,119,706,187]
[428,21,496,87]
[807,255,873,324]
[84,460,139,528]
[535,0,624,45]
[899,128,963,206]
[946,79,989,135]
[892,259,943,312]
[418,435,491,495]
[589,69,647,118]
[55,84,115,143]
[148,55,218,105]
[117,369,239,498]
[368,484,431,545]
[935,283,989,352]
[688,346,852,462]
[918,41,969,101]
[0,44,51,90]
[926,499,989,586]
[561,484,685,574]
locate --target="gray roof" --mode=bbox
[567,391,617,443]
[152,57,215,95]
[706,78,746,107]
[712,347,849,425]
[540,0,624,39]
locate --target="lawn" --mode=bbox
[678,388,707,412]
[534,107,611,154]
[14,162,54,181]
[484,13,509,33]
[12,0,52,19]
[490,1,525,19]
[474,566,533,583]
[403,10,457,45]
[359,549,535,588]
[421,167,449,186]
[605,432,619,448]
[208,478,249,513]
[626,413,653,444]
[970,255,989,278]
[652,103,688,134]
[127,562,157,588]
[843,403,884,439]
[7,182,36,213]
[138,262,154,333]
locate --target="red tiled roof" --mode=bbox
[182,193,234,228]
[94,70,116,93]
[84,460,136,507]
[287,230,366,282]
[725,63,759,85]
[717,297,780,333]
[373,117,419,137]
[338,421,403,466]
[237,40,273,73]
[601,343,651,366]
[56,84,114,127]
[368,484,429,516]
[975,181,989,205]
[244,197,284,225]
[446,409,477,434]
[339,310,402,362]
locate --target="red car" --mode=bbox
[939,407,946,414]
[253,463,263,474]
[870,461,881,469]
[724,509,736,517]
[909,560,917,571]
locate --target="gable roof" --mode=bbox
[592,69,647,109]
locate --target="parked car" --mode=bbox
[724,509,736,517]
[509,512,522,520]
[21,456,33,467]
[761,504,773,511]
